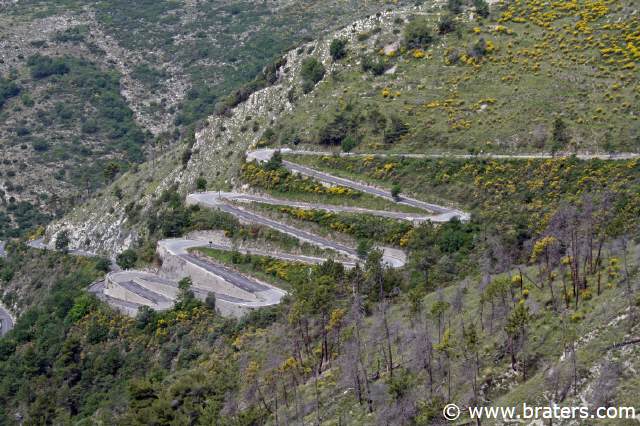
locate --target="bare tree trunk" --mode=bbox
[382,303,394,378]
[314,365,321,425]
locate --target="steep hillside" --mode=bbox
[266,0,639,154]
[1,0,639,425]
[42,0,640,256]
[0,0,410,239]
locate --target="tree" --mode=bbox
[95,257,112,273]
[103,162,120,182]
[434,327,456,400]
[341,136,358,152]
[195,177,207,191]
[176,277,199,311]
[329,39,348,61]
[135,306,156,330]
[391,184,401,200]
[463,325,481,405]
[356,239,371,259]
[403,17,433,49]
[530,235,560,305]
[116,249,138,270]
[264,150,283,171]
[300,58,325,93]
[505,302,530,377]
[55,230,70,253]
[551,117,570,154]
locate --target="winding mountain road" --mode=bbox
[247,148,640,162]
[0,304,13,337]
[0,242,13,336]
[32,147,638,316]
[31,150,470,317]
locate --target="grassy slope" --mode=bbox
[192,246,307,291]
[287,153,640,232]
[268,0,639,154]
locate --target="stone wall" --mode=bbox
[156,244,258,302]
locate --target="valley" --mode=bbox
[0,0,639,424]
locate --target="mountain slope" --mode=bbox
[1,0,639,425]
[1,0,413,239]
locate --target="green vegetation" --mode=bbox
[403,16,434,49]
[240,160,423,212]
[54,230,70,253]
[8,0,412,127]
[2,1,640,424]
[122,186,336,263]
[0,77,20,108]
[27,54,70,79]
[330,38,348,60]
[289,154,640,237]
[0,247,271,425]
[0,201,50,239]
[1,54,149,238]
[116,248,137,269]
[267,0,640,154]
[194,247,308,290]
[300,57,326,93]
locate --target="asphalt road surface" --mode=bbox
[0,304,14,337]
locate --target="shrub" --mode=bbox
[53,26,87,43]
[205,292,217,311]
[318,112,354,145]
[384,115,409,144]
[81,119,98,134]
[468,38,488,58]
[196,177,207,191]
[103,162,120,182]
[116,249,138,270]
[474,0,490,18]
[300,58,325,93]
[341,136,358,152]
[403,17,434,49]
[391,184,402,199]
[55,230,70,253]
[181,148,192,168]
[438,14,456,35]
[27,55,70,79]
[361,55,387,76]
[330,38,348,60]
[0,78,20,108]
[31,139,50,152]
